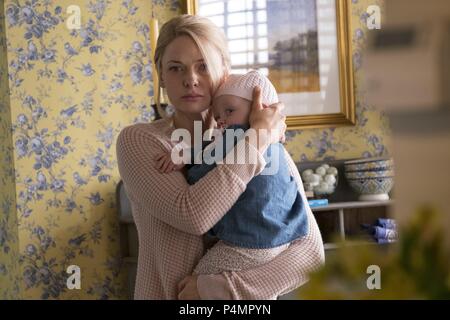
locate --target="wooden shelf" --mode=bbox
[310,200,394,250]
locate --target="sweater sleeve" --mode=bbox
[197,148,325,299]
[116,124,267,235]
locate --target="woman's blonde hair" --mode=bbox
[154,14,230,117]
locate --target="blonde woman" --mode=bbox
[116,14,324,300]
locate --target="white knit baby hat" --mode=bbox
[214,70,279,106]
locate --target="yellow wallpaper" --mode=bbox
[1,1,22,299]
[1,0,181,299]
[0,0,390,299]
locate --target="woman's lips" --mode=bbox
[181,94,203,101]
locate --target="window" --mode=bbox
[199,0,269,75]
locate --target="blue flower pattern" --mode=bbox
[1,0,181,299]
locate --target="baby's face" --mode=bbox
[212,95,251,129]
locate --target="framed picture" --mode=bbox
[183,0,355,130]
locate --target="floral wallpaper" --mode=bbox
[0,0,389,299]
[1,1,22,300]
[0,0,181,299]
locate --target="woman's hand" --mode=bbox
[248,86,287,152]
[268,101,287,144]
[203,108,216,132]
[178,275,201,300]
[202,108,217,141]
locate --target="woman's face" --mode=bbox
[161,35,212,114]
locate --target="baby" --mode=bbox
[156,71,309,278]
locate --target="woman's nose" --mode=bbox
[183,70,199,88]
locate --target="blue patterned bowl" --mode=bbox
[344,157,394,172]
[347,176,394,201]
[345,169,394,180]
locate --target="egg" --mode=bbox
[301,169,313,180]
[324,174,336,185]
[326,167,338,176]
[315,166,327,176]
[314,181,330,194]
[305,174,321,186]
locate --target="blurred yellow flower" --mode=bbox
[299,206,450,300]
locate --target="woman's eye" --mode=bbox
[198,63,207,72]
[225,109,233,115]
[169,66,182,72]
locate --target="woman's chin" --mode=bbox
[177,101,210,115]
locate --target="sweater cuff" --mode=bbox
[197,274,233,300]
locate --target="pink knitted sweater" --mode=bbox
[116,117,325,299]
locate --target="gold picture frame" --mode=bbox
[183,0,355,130]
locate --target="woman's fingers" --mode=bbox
[165,162,175,173]
[154,154,163,162]
[174,163,185,171]
[249,96,288,149]
[269,101,285,112]
[280,121,287,143]
[157,156,169,173]
[160,161,168,173]
[251,86,263,111]
[177,276,191,293]
[161,157,171,173]
[204,107,215,130]
[156,158,165,171]
[177,275,201,300]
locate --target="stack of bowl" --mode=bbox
[344,157,394,201]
